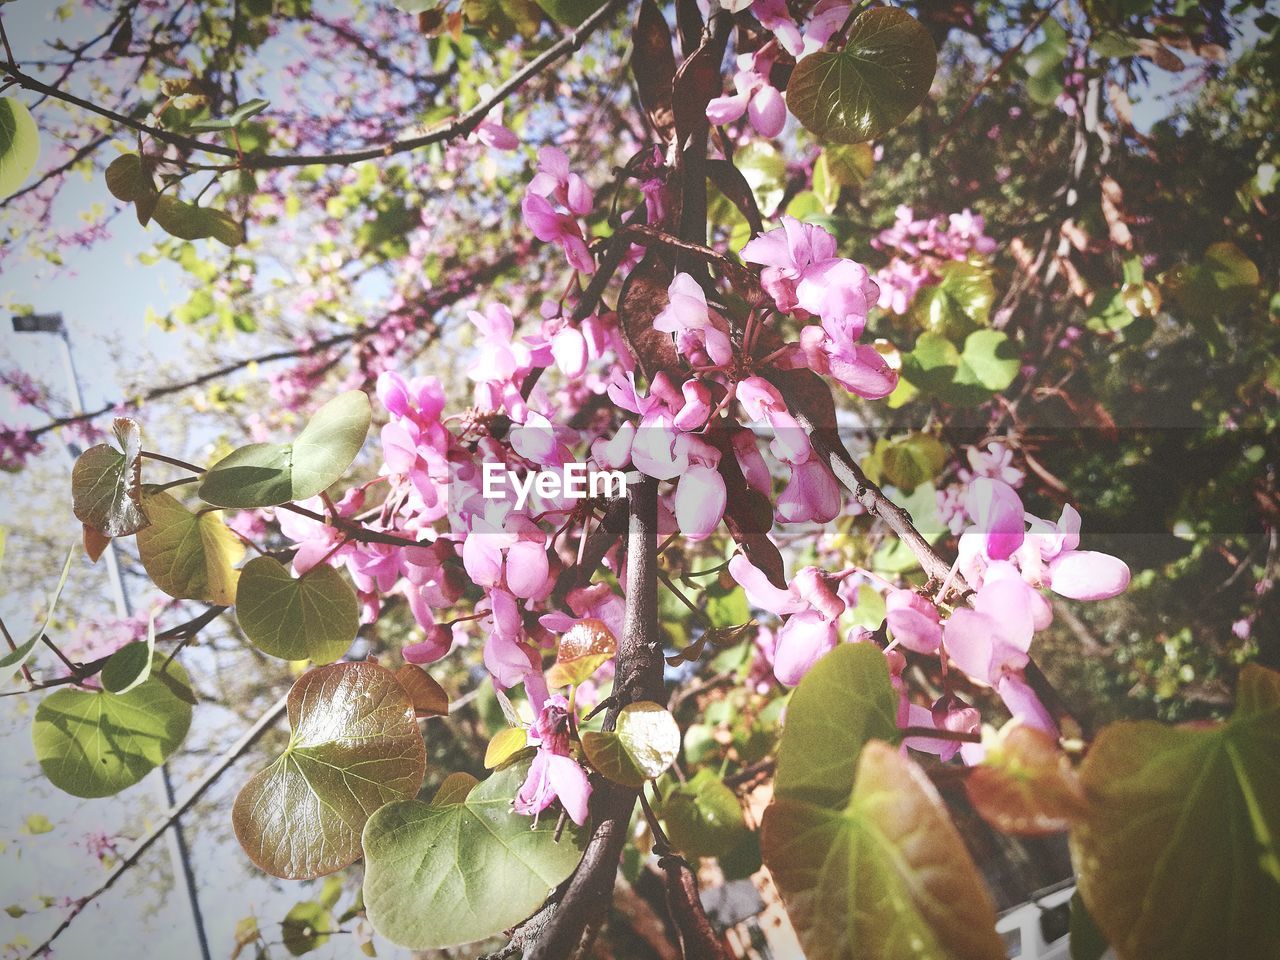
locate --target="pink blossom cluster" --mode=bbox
[522,147,595,274]
[741,217,898,399]
[871,205,998,314]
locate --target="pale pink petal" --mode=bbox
[1048,550,1130,600]
[728,554,806,616]
[544,754,593,825]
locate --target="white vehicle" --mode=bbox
[995,879,1114,960]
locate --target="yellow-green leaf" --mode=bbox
[137,491,244,604]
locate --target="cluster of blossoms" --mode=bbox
[260,131,1128,830]
[522,147,595,274]
[871,205,998,314]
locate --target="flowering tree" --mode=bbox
[1,1,1278,959]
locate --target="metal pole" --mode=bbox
[45,318,213,960]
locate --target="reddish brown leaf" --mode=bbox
[395,663,450,718]
[546,617,617,687]
[965,723,1087,835]
[83,524,111,563]
[633,0,677,141]
[617,248,682,379]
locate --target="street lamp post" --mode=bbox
[10,313,213,960]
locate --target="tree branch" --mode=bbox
[0,0,623,171]
[526,474,661,960]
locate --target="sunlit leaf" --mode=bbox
[198,390,371,508]
[188,98,270,131]
[0,97,40,199]
[433,771,480,804]
[33,656,193,798]
[484,726,528,769]
[786,8,937,144]
[232,661,426,879]
[1070,664,1280,960]
[880,432,947,493]
[136,491,244,605]
[763,741,1006,960]
[235,556,358,664]
[965,722,1087,835]
[581,700,680,788]
[773,642,899,808]
[546,617,617,687]
[362,760,586,949]
[71,417,148,537]
[914,262,995,339]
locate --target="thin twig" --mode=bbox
[25,694,290,960]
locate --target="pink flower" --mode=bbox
[706,55,786,138]
[729,555,844,685]
[653,273,734,366]
[514,693,592,826]
[673,437,725,540]
[885,588,942,655]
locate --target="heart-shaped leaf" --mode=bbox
[232,661,426,880]
[72,417,149,537]
[136,491,244,604]
[581,700,680,788]
[1069,663,1280,960]
[786,7,937,144]
[0,97,40,200]
[198,390,371,508]
[773,642,900,808]
[33,656,193,798]
[235,556,358,663]
[362,760,586,950]
[100,614,156,694]
[762,740,1007,960]
[965,722,1087,835]
[105,153,154,202]
[660,768,748,859]
[546,617,617,687]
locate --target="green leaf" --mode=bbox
[152,194,244,246]
[959,328,1021,392]
[187,98,270,132]
[532,0,601,26]
[581,700,681,788]
[232,661,426,880]
[362,760,587,950]
[71,417,149,537]
[1068,890,1110,960]
[773,642,899,808]
[281,900,333,956]
[900,332,996,407]
[235,556,358,664]
[660,768,748,859]
[104,154,154,202]
[136,491,244,605]
[22,814,54,835]
[762,740,1007,960]
[100,614,156,694]
[33,656,193,798]
[0,97,40,199]
[914,262,995,339]
[786,7,937,144]
[1069,663,1280,960]
[198,390,371,508]
[0,548,73,673]
[880,432,947,493]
